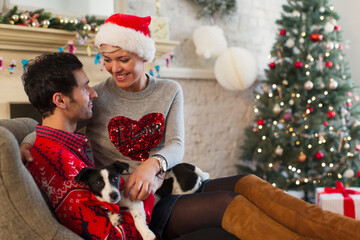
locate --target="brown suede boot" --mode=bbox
[222,195,309,240]
[234,174,360,240]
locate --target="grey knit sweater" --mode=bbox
[86,74,184,172]
[23,75,185,173]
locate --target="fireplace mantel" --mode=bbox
[0,24,179,57]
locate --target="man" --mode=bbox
[22,52,148,239]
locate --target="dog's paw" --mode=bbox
[142,230,156,240]
[109,213,122,227]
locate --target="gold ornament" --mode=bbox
[9,20,15,25]
[69,17,79,25]
[95,25,100,32]
[273,104,281,114]
[20,13,28,22]
[59,17,65,24]
[275,145,283,156]
[298,152,307,162]
[41,20,50,28]
[83,24,91,32]
[11,14,19,22]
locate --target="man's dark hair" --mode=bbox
[22,52,83,118]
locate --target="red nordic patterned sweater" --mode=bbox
[26,125,153,240]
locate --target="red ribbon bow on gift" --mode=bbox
[323,181,360,218]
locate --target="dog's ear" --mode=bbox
[75,167,94,184]
[111,161,129,174]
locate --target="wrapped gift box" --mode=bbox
[316,181,360,219]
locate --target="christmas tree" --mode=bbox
[238,0,360,200]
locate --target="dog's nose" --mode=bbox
[110,192,119,200]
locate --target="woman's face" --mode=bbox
[102,49,147,92]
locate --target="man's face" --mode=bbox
[66,69,98,121]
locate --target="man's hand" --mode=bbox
[124,158,165,201]
[20,142,33,163]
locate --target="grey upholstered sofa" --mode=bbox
[0,117,237,240]
[0,118,82,240]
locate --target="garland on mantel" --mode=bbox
[0,5,105,37]
[0,6,175,77]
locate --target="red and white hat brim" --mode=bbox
[95,23,156,62]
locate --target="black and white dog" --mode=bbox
[75,161,209,240]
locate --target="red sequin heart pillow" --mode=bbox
[108,113,165,161]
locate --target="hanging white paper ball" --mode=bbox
[214,47,257,91]
[285,38,295,48]
[344,168,355,178]
[193,25,228,59]
[319,7,326,13]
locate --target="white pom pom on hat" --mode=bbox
[95,13,156,62]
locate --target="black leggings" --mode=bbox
[163,174,248,239]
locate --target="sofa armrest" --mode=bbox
[0,125,83,240]
[0,117,38,144]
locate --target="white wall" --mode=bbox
[7,0,114,17]
[332,0,360,85]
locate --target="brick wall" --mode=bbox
[127,0,287,178]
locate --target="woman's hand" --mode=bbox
[124,157,165,201]
[20,142,34,163]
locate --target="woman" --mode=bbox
[22,13,360,240]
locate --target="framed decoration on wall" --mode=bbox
[150,16,169,41]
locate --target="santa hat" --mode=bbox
[95,13,156,62]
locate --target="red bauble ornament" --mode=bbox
[269,62,276,68]
[310,33,323,42]
[356,145,360,151]
[280,29,286,35]
[357,172,360,178]
[323,121,328,126]
[257,119,264,126]
[294,61,303,68]
[325,61,333,68]
[328,111,336,118]
[338,45,343,50]
[334,25,341,31]
[306,107,313,114]
[315,152,324,160]
[347,103,352,107]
